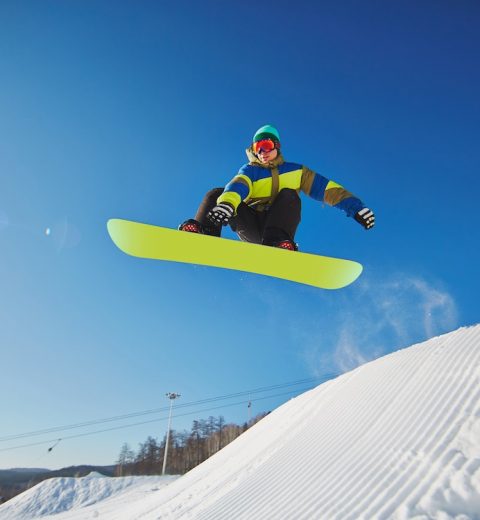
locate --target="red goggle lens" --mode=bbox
[253,139,276,154]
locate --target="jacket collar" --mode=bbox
[246,147,285,169]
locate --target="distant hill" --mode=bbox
[3,469,49,474]
[0,468,49,487]
[36,465,115,479]
[0,469,46,487]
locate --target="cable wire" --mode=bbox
[0,384,323,453]
[0,374,337,444]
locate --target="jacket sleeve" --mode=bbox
[216,166,253,212]
[300,166,365,217]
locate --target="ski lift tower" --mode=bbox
[162,392,181,475]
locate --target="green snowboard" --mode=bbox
[107,219,363,290]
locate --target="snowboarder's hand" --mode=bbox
[207,203,235,226]
[354,207,375,230]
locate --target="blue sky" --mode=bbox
[1,1,478,469]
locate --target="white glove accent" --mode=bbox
[207,203,234,226]
[355,207,375,229]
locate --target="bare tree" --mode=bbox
[118,412,270,477]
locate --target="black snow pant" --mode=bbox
[194,188,301,245]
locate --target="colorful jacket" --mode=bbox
[217,148,365,217]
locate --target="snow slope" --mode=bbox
[0,472,177,519]
[2,325,479,519]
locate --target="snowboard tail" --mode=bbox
[107,219,363,290]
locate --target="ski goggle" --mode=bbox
[253,139,277,154]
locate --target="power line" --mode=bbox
[0,375,337,444]
[0,385,320,453]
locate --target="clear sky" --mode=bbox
[1,0,478,470]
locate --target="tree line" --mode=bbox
[115,413,268,476]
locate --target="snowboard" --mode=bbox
[107,219,363,290]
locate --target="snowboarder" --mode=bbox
[179,125,375,250]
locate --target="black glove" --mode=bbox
[207,203,235,226]
[354,207,375,230]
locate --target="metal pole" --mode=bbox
[162,392,180,475]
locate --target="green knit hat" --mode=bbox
[253,124,280,144]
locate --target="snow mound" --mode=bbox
[0,473,177,519]
[138,325,480,520]
[83,471,105,479]
[2,325,479,519]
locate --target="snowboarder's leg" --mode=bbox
[229,203,264,244]
[262,189,301,248]
[179,188,223,236]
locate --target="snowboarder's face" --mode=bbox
[257,147,278,164]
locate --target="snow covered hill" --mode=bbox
[0,472,177,519]
[1,325,479,519]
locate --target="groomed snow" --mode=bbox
[1,325,479,519]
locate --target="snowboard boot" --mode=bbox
[179,219,203,233]
[274,239,298,251]
[263,236,299,251]
[178,219,221,237]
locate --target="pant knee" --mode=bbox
[205,187,224,202]
[195,187,224,225]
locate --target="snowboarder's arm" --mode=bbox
[216,168,253,212]
[300,166,365,217]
